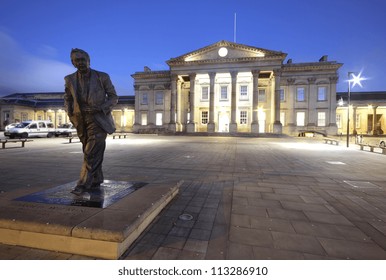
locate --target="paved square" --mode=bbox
[1,134,386,259]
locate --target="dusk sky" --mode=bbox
[0,0,385,96]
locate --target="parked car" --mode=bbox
[4,123,19,137]
[55,123,77,137]
[7,120,55,138]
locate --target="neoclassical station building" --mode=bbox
[1,40,385,136]
[132,40,342,135]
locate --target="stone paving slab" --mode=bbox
[1,135,386,260]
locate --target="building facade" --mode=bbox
[2,41,385,137]
[0,92,135,132]
[132,40,343,136]
[336,91,386,136]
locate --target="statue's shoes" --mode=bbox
[70,185,86,195]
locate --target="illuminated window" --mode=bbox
[297,87,305,101]
[296,112,305,126]
[317,112,326,126]
[258,89,266,102]
[220,86,228,100]
[336,114,342,128]
[280,111,285,126]
[240,111,247,124]
[201,111,208,124]
[156,112,162,126]
[201,86,209,100]
[141,112,147,125]
[141,93,148,105]
[240,85,248,100]
[155,92,163,105]
[317,87,327,101]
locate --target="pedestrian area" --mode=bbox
[0,134,386,259]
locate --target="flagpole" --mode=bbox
[234,13,237,42]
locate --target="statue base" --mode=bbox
[0,180,182,259]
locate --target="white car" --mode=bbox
[55,123,77,137]
[4,123,19,137]
[7,121,55,138]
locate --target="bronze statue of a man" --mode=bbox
[64,48,118,195]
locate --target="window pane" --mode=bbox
[202,87,209,100]
[141,113,147,125]
[201,111,208,124]
[317,112,326,126]
[280,88,285,102]
[156,112,162,126]
[240,111,247,124]
[297,88,305,101]
[220,86,228,100]
[318,87,327,101]
[240,85,248,99]
[141,93,148,105]
[296,112,305,126]
[155,92,163,105]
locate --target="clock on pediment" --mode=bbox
[218,47,228,57]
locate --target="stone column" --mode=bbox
[187,73,196,133]
[121,109,125,131]
[176,79,181,131]
[251,70,260,133]
[273,69,282,134]
[207,72,216,133]
[168,74,177,132]
[307,77,316,128]
[372,106,378,135]
[229,71,238,133]
[328,76,339,135]
[133,85,142,132]
[286,78,296,135]
[352,106,357,135]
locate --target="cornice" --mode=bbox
[282,62,343,72]
[131,70,170,79]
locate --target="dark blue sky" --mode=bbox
[1,0,385,95]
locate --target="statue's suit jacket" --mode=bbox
[64,69,118,134]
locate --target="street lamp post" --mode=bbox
[346,73,352,147]
[346,72,365,148]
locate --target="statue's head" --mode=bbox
[70,48,90,73]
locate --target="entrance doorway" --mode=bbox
[218,112,230,132]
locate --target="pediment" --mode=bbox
[167,40,286,66]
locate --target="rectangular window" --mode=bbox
[21,113,28,122]
[317,112,326,127]
[297,87,305,102]
[220,86,228,100]
[201,111,208,124]
[280,111,285,126]
[356,114,360,129]
[141,112,147,125]
[156,112,162,126]
[141,93,148,105]
[240,111,247,124]
[201,86,209,100]
[280,88,285,102]
[240,85,248,100]
[155,92,163,105]
[317,86,327,101]
[336,114,342,129]
[258,89,266,102]
[296,112,305,126]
